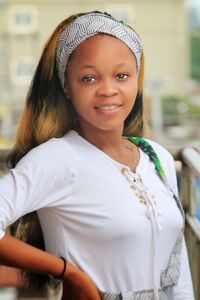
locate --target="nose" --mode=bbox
[96,78,118,97]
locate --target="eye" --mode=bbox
[116,73,129,80]
[82,75,96,82]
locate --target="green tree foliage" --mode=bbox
[162,95,200,126]
[191,33,200,81]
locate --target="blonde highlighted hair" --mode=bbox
[8,11,145,290]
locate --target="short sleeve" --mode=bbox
[0,138,76,239]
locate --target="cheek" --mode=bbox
[126,82,138,100]
[132,81,138,98]
[69,98,82,114]
[69,92,89,116]
[68,80,91,99]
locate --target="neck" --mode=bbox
[77,123,139,172]
[78,125,124,153]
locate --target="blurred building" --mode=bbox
[0,0,189,142]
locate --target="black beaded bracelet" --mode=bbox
[54,256,67,279]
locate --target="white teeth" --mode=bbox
[96,105,119,110]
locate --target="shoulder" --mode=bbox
[141,138,174,163]
[17,135,75,171]
[139,138,178,191]
[139,137,176,175]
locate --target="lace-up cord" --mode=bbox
[121,168,162,300]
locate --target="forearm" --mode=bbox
[0,234,64,278]
[0,234,101,299]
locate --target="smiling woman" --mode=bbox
[65,34,138,138]
[0,11,195,300]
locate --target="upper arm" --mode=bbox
[0,139,76,239]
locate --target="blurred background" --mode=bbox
[0,0,200,149]
[0,0,200,299]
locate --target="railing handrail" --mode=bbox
[177,147,200,299]
[186,215,200,241]
[177,147,200,244]
[181,147,200,178]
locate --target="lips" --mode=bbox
[95,104,122,111]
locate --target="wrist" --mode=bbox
[53,257,67,279]
[64,262,82,282]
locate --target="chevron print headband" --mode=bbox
[56,12,142,88]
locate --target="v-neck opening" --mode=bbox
[67,130,144,174]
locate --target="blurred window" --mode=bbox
[8,6,38,34]
[10,57,34,86]
[15,12,31,26]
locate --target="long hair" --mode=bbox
[8,11,145,291]
[124,50,145,137]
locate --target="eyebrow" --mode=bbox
[79,62,132,69]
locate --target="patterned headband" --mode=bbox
[56,12,142,88]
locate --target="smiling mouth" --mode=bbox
[95,104,122,111]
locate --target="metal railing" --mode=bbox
[177,147,200,300]
[0,147,200,299]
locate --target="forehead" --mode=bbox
[69,33,136,64]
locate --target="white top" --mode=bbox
[0,130,194,299]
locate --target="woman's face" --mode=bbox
[65,34,138,136]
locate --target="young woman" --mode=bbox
[0,11,195,300]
